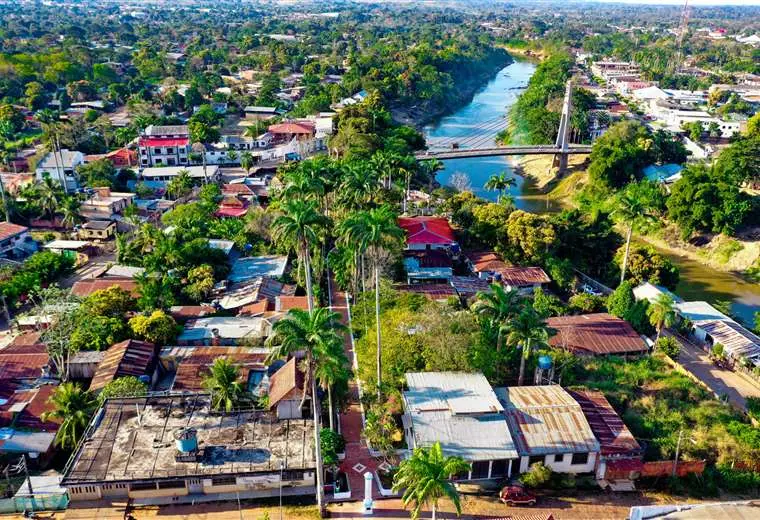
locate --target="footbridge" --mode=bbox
[416,82,590,173]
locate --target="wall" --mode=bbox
[277,400,304,420]
[519,451,597,474]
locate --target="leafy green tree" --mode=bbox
[666,164,751,237]
[166,168,193,199]
[392,442,471,520]
[41,382,96,450]
[507,307,552,386]
[183,264,215,302]
[203,358,246,412]
[98,376,148,402]
[647,293,677,341]
[713,137,760,187]
[338,206,404,397]
[532,286,566,317]
[128,310,178,345]
[240,151,254,174]
[85,286,136,317]
[684,121,704,142]
[314,339,349,431]
[607,280,636,318]
[656,336,681,360]
[588,120,651,188]
[505,210,556,263]
[70,315,129,351]
[520,462,552,488]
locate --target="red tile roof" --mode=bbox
[71,278,139,298]
[268,122,315,135]
[547,313,648,356]
[0,222,29,241]
[398,217,456,246]
[276,296,310,311]
[0,345,49,398]
[172,348,266,392]
[238,299,271,316]
[89,339,156,392]
[404,249,452,268]
[395,284,457,301]
[497,266,551,287]
[466,251,510,273]
[268,357,307,407]
[567,390,642,457]
[222,184,255,196]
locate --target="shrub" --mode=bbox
[568,293,606,314]
[656,336,681,360]
[747,397,760,422]
[320,428,346,468]
[716,465,760,493]
[520,462,552,488]
[99,376,148,402]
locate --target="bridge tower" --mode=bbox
[553,81,573,174]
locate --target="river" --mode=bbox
[424,59,760,325]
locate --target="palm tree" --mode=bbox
[59,196,81,229]
[166,168,192,200]
[314,337,349,431]
[472,284,524,380]
[507,307,551,386]
[392,442,471,520]
[613,184,654,285]
[337,161,379,210]
[272,199,327,312]
[240,151,254,174]
[338,205,404,397]
[484,172,517,204]
[41,382,96,450]
[647,293,677,342]
[202,358,246,412]
[267,307,347,513]
[37,176,60,223]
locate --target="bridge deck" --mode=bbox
[415,145,592,160]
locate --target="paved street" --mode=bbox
[667,331,760,411]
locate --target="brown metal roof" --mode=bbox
[394,284,457,301]
[465,251,511,273]
[0,222,28,241]
[567,390,642,457]
[3,331,45,353]
[172,347,266,392]
[268,357,307,407]
[496,266,551,287]
[450,276,492,297]
[71,278,139,298]
[497,385,600,456]
[0,384,60,431]
[0,346,49,398]
[547,313,648,356]
[89,339,156,392]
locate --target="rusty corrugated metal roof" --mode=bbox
[496,385,600,456]
[89,339,156,392]
[547,313,648,356]
[567,390,642,457]
[172,347,266,391]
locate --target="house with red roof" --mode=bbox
[547,313,648,357]
[215,194,250,218]
[398,216,457,251]
[0,222,36,259]
[267,120,315,145]
[0,384,61,464]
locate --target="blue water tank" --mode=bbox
[138,375,151,385]
[537,355,553,370]
[174,427,198,453]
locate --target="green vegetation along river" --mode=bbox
[425,57,760,325]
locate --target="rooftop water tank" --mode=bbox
[537,355,553,371]
[174,427,198,453]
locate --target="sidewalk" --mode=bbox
[328,278,381,502]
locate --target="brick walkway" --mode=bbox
[328,277,382,502]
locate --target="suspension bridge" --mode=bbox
[415,82,591,172]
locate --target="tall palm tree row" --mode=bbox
[267,307,347,513]
[338,205,404,397]
[392,441,471,520]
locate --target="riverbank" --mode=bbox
[390,55,514,129]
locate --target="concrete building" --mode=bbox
[398,216,457,251]
[79,187,135,222]
[61,394,316,504]
[138,125,190,168]
[402,372,519,481]
[140,165,221,184]
[497,385,600,475]
[0,222,36,259]
[35,149,84,192]
[268,358,310,420]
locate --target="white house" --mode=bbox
[0,222,36,259]
[140,165,221,184]
[35,149,84,192]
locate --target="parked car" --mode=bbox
[499,485,537,506]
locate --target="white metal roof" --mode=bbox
[403,372,517,461]
[141,165,219,179]
[42,239,89,250]
[675,301,730,324]
[228,255,288,283]
[632,282,683,304]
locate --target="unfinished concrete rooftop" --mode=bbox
[62,394,315,485]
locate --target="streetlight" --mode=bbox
[279,460,284,520]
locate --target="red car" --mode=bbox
[499,485,537,506]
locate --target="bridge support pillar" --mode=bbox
[555,152,568,175]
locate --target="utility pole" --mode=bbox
[672,428,684,477]
[22,454,32,495]
[0,174,9,223]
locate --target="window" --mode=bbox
[528,455,544,467]
[211,476,237,486]
[490,459,508,478]
[470,460,489,479]
[166,148,174,154]
[130,482,158,491]
[571,452,589,465]
[158,480,187,490]
[554,454,565,463]
[153,148,161,154]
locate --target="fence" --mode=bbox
[640,460,706,478]
[0,494,69,514]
